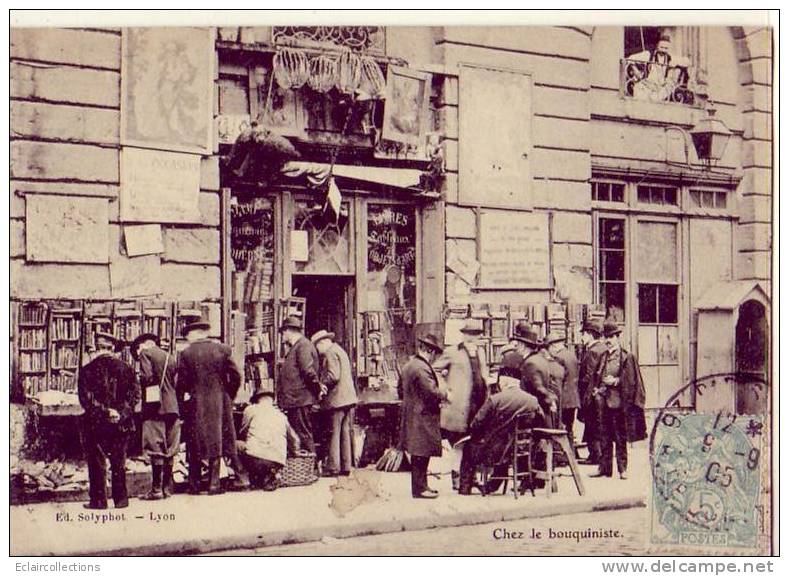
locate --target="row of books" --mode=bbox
[50,317,80,340]
[51,347,80,370]
[19,352,46,372]
[19,329,46,349]
[245,331,273,355]
[19,304,47,325]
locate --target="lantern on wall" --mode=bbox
[689,106,733,168]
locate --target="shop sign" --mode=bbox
[120,147,201,224]
[478,210,550,289]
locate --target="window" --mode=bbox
[293,200,353,274]
[638,284,678,324]
[367,204,417,313]
[592,181,626,203]
[598,217,626,322]
[690,189,727,210]
[622,26,697,106]
[638,185,678,206]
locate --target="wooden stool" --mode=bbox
[531,427,586,498]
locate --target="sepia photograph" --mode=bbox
[6,9,777,561]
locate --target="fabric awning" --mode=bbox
[281,161,423,190]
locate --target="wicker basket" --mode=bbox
[278,451,318,487]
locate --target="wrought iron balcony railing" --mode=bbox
[620,58,702,106]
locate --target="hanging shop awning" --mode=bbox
[281,161,423,191]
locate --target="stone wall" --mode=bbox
[10,27,222,303]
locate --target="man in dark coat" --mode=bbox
[132,333,179,500]
[578,318,606,465]
[545,332,581,443]
[588,319,647,479]
[458,377,543,495]
[514,326,558,426]
[178,319,249,494]
[277,315,322,453]
[400,333,448,499]
[78,332,140,509]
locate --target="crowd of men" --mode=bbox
[77,310,645,509]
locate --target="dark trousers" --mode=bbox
[326,407,355,473]
[85,432,129,507]
[239,451,282,489]
[562,408,577,443]
[188,454,222,492]
[583,396,605,462]
[410,455,430,496]
[599,406,628,475]
[285,406,315,453]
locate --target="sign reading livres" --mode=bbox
[120,147,201,224]
[479,210,551,289]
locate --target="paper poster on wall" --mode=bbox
[290,230,309,262]
[478,210,550,289]
[109,254,162,298]
[120,147,201,224]
[122,27,215,154]
[26,194,109,264]
[123,224,164,256]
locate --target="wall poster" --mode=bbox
[122,27,215,154]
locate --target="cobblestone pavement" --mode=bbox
[216,507,649,556]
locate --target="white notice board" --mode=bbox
[120,147,201,224]
[478,210,551,289]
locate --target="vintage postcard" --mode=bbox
[7,10,776,559]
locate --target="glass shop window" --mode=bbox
[690,189,728,210]
[637,185,678,206]
[292,199,353,274]
[591,181,626,203]
[598,217,626,323]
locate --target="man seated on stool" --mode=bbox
[237,383,300,491]
[458,373,543,495]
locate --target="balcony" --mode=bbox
[620,58,702,107]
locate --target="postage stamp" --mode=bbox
[649,374,770,553]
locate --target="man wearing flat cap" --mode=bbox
[132,333,179,500]
[588,319,647,479]
[312,329,358,476]
[178,318,249,494]
[578,317,606,465]
[434,319,490,490]
[278,315,322,454]
[78,331,140,509]
[399,333,448,498]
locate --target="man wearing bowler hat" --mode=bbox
[400,333,448,498]
[545,331,581,444]
[588,319,647,479]
[578,317,606,465]
[178,318,249,494]
[131,333,179,500]
[312,329,358,477]
[78,332,139,509]
[513,325,559,426]
[278,315,322,453]
[434,319,490,490]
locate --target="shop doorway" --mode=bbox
[291,275,355,356]
[735,299,768,414]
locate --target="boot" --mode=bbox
[141,464,165,500]
[162,459,174,497]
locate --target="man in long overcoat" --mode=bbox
[515,326,558,426]
[588,319,647,479]
[577,318,607,464]
[400,333,448,499]
[434,319,490,490]
[178,319,249,494]
[78,332,140,509]
[277,315,322,453]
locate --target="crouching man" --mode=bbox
[237,384,300,490]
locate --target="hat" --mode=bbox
[543,331,565,346]
[603,319,622,337]
[250,382,275,402]
[513,326,542,348]
[417,333,444,354]
[279,315,303,333]
[130,333,160,359]
[582,317,604,336]
[459,319,484,334]
[181,318,211,337]
[514,321,532,338]
[310,329,335,345]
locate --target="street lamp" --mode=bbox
[689,105,733,169]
